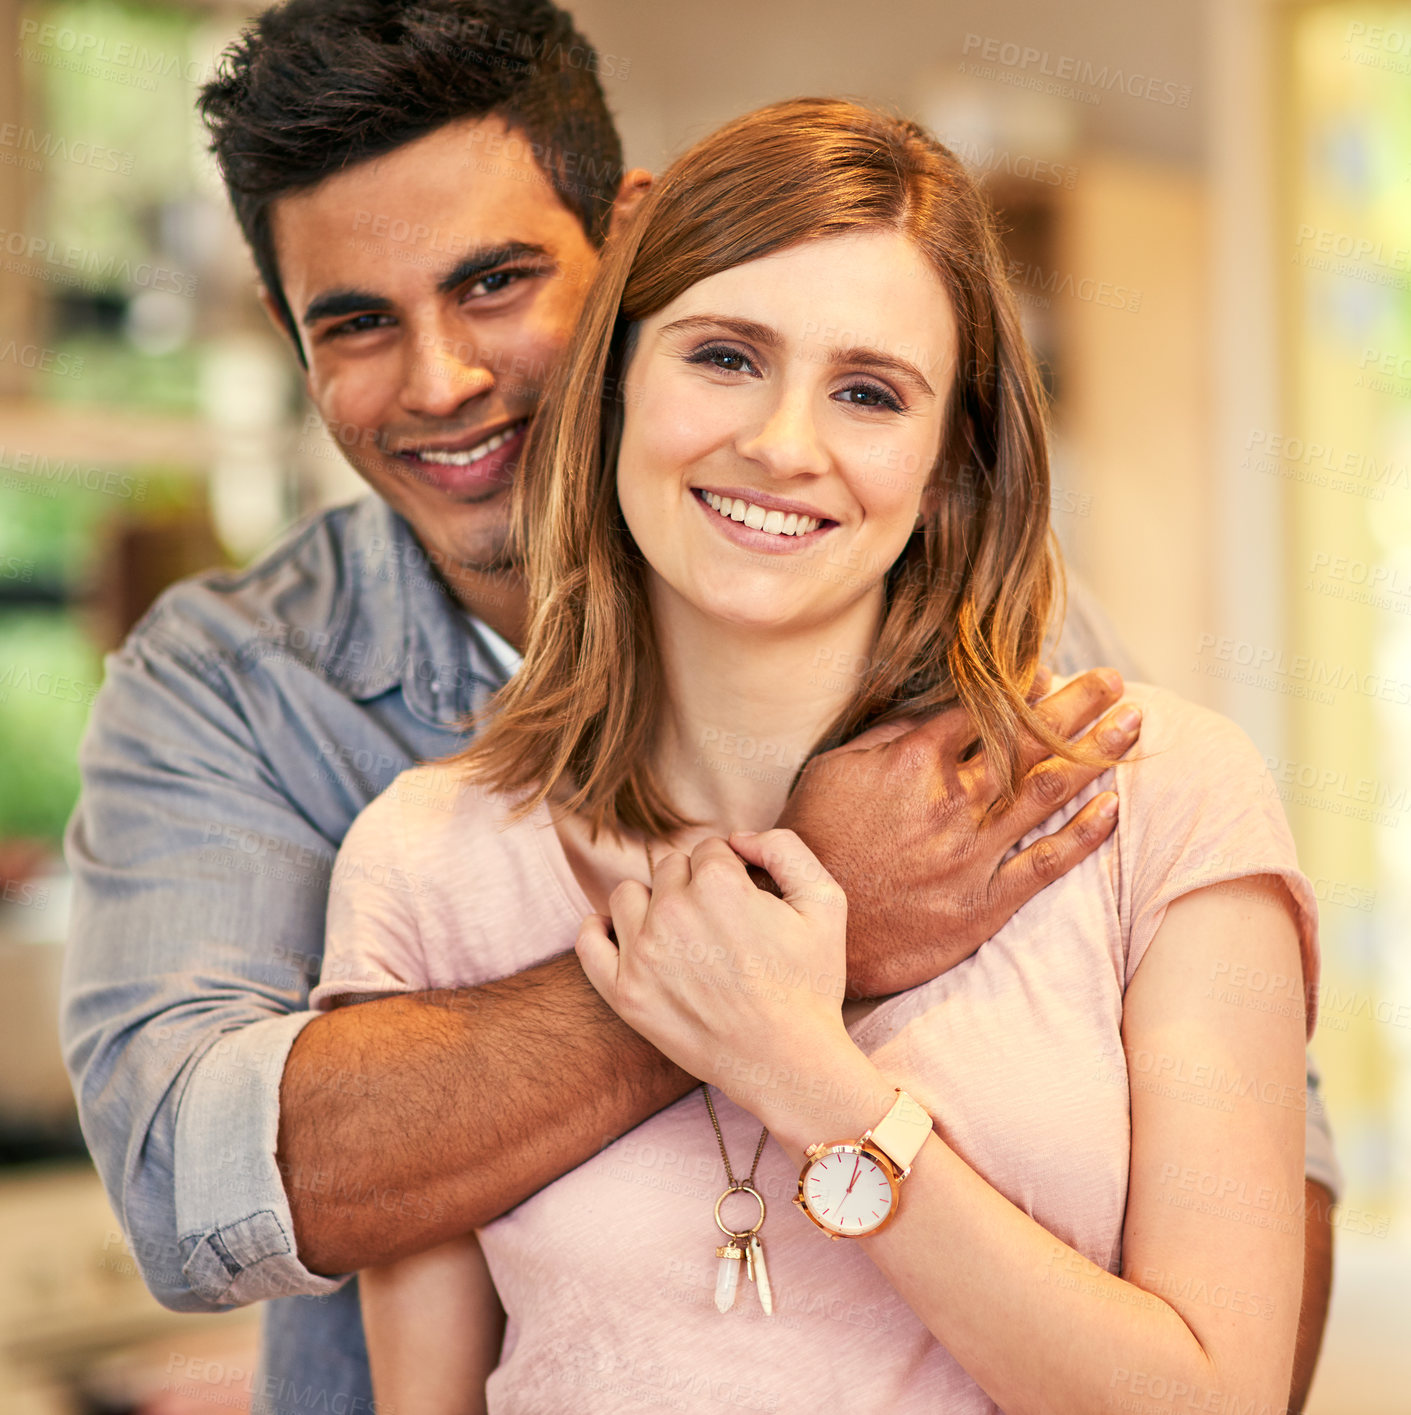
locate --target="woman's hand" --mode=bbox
[575,828,858,1112]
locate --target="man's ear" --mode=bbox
[256,283,310,373]
[608,167,653,238]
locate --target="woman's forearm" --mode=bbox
[361,1234,504,1414]
[749,1051,1290,1415]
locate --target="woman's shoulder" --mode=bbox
[349,760,541,836]
[1107,683,1318,1020]
[1105,681,1282,827]
[1111,679,1286,863]
[337,761,554,888]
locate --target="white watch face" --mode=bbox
[802,1145,896,1236]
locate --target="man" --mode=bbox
[60,1,1336,1410]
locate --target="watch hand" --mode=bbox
[844,1157,861,1197]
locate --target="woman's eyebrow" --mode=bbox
[831,346,936,399]
[658,314,780,346]
[660,314,935,397]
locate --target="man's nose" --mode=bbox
[399,327,496,417]
[735,384,831,478]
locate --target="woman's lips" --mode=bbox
[692,487,835,553]
[394,419,529,498]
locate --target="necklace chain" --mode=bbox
[643,841,770,1189]
[702,1083,769,1188]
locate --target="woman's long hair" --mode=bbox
[455,97,1082,838]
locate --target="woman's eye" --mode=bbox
[837,382,903,412]
[687,344,758,375]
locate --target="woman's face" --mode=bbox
[616,230,957,638]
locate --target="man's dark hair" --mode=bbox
[198,0,624,362]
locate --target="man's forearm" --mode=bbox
[277,951,693,1275]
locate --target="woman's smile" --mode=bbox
[690,486,835,552]
[616,230,955,634]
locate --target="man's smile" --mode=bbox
[390,416,531,497]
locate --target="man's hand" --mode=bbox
[777,667,1141,997]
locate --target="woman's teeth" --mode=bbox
[415,421,525,466]
[700,490,820,537]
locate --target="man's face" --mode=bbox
[269,114,602,590]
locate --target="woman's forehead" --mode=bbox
[652,232,957,370]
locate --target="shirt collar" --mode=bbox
[325,497,516,725]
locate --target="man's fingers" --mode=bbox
[822,716,918,757]
[989,790,1119,915]
[1019,667,1125,771]
[1001,700,1142,841]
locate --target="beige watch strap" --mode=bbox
[868,1090,932,1173]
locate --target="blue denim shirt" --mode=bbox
[59,495,1339,1414]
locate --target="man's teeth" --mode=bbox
[414,422,524,466]
[700,490,820,536]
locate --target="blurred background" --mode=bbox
[0,0,1407,1410]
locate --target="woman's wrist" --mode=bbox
[718,1041,894,1159]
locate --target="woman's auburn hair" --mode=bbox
[455,96,1078,839]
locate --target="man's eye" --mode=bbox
[328,313,394,337]
[686,344,758,375]
[467,268,530,298]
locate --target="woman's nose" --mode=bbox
[735,384,831,479]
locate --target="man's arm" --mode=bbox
[279,958,691,1274]
[280,669,1136,1274]
[64,602,1127,1300]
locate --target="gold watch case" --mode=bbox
[793,1139,904,1240]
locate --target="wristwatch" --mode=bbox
[794,1089,933,1239]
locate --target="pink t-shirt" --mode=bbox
[313,683,1319,1414]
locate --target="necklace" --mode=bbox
[643,841,774,1316]
[702,1085,774,1316]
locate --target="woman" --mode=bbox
[312,98,1317,1413]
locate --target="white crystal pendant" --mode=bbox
[715,1244,741,1312]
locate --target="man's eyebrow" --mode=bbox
[302,289,391,328]
[301,243,555,327]
[659,314,936,396]
[435,241,553,296]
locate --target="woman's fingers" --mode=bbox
[727,828,844,922]
[574,912,619,1003]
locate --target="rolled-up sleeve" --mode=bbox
[61,622,350,1310]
